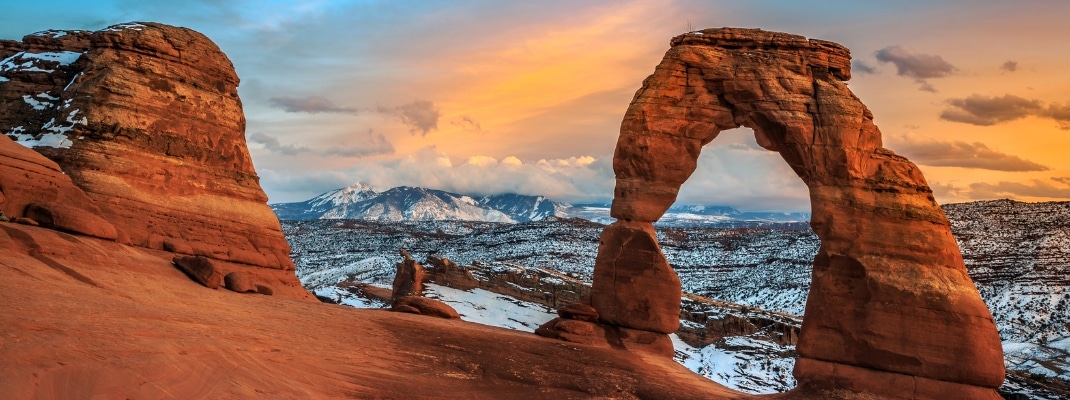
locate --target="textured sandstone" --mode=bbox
[0,23,294,271]
[591,221,681,334]
[594,27,1004,395]
[0,135,116,240]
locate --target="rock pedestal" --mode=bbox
[589,27,1004,397]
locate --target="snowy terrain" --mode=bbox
[284,199,1070,398]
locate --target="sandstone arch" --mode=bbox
[591,28,1004,398]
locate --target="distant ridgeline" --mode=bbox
[270,182,810,226]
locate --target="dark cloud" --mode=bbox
[450,115,483,132]
[322,130,395,157]
[1045,103,1070,129]
[875,45,956,79]
[851,60,876,74]
[268,95,357,114]
[377,99,440,136]
[1001,60,1018,72]
[1052,177,1070,185]
[248,132,393,158]
[874,45,956,92]
[892,136,1048,171]
[968,180,1070,199]
[248,132,308,155]
[939,94,1044,126]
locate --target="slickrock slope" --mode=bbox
[0,222,747,400]
[591,27,1004,398]
[0,22,293,271]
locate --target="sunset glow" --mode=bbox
[4,0,1069,210]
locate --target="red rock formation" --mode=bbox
[596,27,1004,397]
[392,249,425,300]
[0,23,310,300]
[0,135,116,240]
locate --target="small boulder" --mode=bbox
[392,296,459,319]
[173,255,223,289]
[558,303,599,322]
[223,271,257,293]
[255,284,274,296]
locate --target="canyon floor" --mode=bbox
[0,222,780,400]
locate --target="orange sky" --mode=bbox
[4,1,1069,209]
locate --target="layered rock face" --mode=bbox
[596,28,1004,398]
[0,23,293,271]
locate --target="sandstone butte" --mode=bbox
[0,23,1005,400]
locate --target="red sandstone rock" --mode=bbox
[224,271,258,293]
[392,249,425,301]
[0,135,115,240]
[255,284,274,296]
[557,303,599,322]
[25,202,117,241]
[392,296,460,319]
[14,217,39,226]
[0,22,294,272]
[590,221,680,334]
[597,27,1004,395]
[173,255,223,289]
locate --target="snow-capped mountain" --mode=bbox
[569,203,809,226]
[270,182,566,223]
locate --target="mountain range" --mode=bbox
[271,182,810,226]
[270,182,566,223]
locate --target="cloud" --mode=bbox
[874,45,955,92]
[875,45,956,79]
[377,99,440,136]
[256,135,812,211]
[851,60,876,74]
[1045,103,1070,129]
[1001,60,1018,72]
[248,132,307,155]
[451,115,483,132]
[888,133,1048,171]
[1052,177,1070,185]
[968,179,1070,200]
[268,95,357,114]
[939,94,1044,126]
[248,131,394,158]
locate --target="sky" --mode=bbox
[3,0,1070,211]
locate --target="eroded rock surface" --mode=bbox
[594,27,1004,398]
[0,135,116,240]
[0,22,293,271]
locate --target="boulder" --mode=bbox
[173,255,223,289]
[223,271,257,293]
[392,296,460,319]
[593,27,1004,395]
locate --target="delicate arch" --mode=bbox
[591,28,1004,398]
